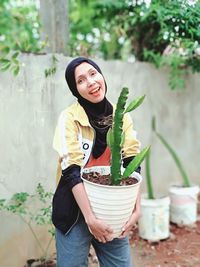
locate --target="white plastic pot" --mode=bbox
[138,195,170,242]
[82,166,142,238]
[169,184,199,225]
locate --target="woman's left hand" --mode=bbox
[119,192,141,239]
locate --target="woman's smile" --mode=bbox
[89,87,100,95]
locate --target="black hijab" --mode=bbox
[65,57,113,158]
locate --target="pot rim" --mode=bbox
[141,194,170,206]
[169,184,199,195]
[82,166,142,188]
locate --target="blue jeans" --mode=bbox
[56,214,133,267]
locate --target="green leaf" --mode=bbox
[155,132,191,187]
[12,192,29,204]
[120,132,125,147]
[122,146,151,179]
[106,128,114,148]
[13,66,20,76]
[0,62,11,71]
[0,199,6,210]
[52,55,58,63]
[1,46,10,55]
[151,116,156,131]
[0,58,10,63]
[125,95,146,113]
[44,69,49,77]
[12,58,19,65]
[145,149,155,199]
[12,51,19,59]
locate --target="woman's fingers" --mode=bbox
[105,234,114,242]
[93,231,114,243]
[105,225,113,234]
[87,217,114,242]
[96,234,113,243]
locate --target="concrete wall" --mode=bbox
[0,53,199,265]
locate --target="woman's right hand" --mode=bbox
[71,183,113,242]
[86,214,114,243]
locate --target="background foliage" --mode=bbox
[69,0,200,89]
[0,183,54,260]
[0,0,43,75]
[0,0,200,88]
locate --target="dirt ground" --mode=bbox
[89,218,200,267]
[130,219,200,267]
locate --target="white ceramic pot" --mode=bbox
[138,195,170,242]
[82,166,142,238]
[169,184,200,225]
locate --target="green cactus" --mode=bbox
[107,87,150,185]
[145,149,155,199]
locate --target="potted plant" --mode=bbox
[82,87,150,238]
[138,150,170,242]
[0,184,56,267]
[138,119,170,242]
[152,117,199,225]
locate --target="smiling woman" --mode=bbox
[52,57,141,267]
[75,62,106,103]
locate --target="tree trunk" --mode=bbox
[39,0,69,54]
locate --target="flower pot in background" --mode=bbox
[169,184,200,225]
[82,166,142,238]
[198,192,200,215]
[138,195,170,242]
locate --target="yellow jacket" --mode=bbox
[53,102,141,182]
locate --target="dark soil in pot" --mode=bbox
[82,171,138,186]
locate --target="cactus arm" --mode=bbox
[122,146,151,179]
[106,87,148,185]
[145,149,155,199]
[110,87,129,185]
[125,95,146,113]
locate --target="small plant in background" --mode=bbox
[152,116,191,187]
[106,87,150,185]
[0,183,54,261]
[0,50,21,76]
[137,118,171,242]
[145,148,155,199]
[44,54,59,77]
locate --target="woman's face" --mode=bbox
[75,62,106,103]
